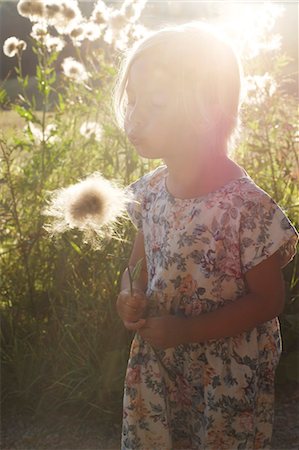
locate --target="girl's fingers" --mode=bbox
[124,319,146,331]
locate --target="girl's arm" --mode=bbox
[138,251,285,349]
[185,250,284,342]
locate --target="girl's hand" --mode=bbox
[116,288,147,330]
[138,316,186,349]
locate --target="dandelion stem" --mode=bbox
[127,265,133,296]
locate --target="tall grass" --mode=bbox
[1,0,298,421]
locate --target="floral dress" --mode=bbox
[122,165,298,450]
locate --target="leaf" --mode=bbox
[13,105,34,121]
[23,75,29,88]
[0,88,8,105]
[58,93,65,112]
[69,240,82,255]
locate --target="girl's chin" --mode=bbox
[135,144,161,159]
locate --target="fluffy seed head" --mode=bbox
[43,172,132,248]
[80,121,103,142]
[122,0,147,22]
[28,122,58,144]
[3,37,27,57]
[108,10,128,31]
[30,23,48,41]
[83,22,102,41]
[17,0,45,21]
[45,2,60,18]
[62,57,89,83]
[70,189,104,221]
[45,35,65,52]
[69,25,85,39]
[90,0,109,24]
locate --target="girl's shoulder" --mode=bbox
[221,176,297,239]
[226,175,282,209]
[128,164,166,196]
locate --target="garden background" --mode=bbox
[1,1,298,448]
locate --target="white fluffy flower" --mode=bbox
[69,21,102,45]
[107,10,128,31]
[44,35,65,52]
[43,172,132,247]
[121,0,147,22]
[90,0,110,25]
[3,37,27,57]
[17,0,82,31]
[30,22,48,41]
[82,22,102,41]
[49,0,82,34]
[28,122,58,144]
[80,122,103,142]
[69,24,86,45]
[17,0,45,22]
[61,57,89,83]
[126,23,148,43]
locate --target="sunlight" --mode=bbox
[214,1,284,58]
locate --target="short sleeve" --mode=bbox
[125,177,145,230]
[240,194,298,274]
[125,166,166,230]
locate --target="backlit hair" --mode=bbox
[113,21,243,145]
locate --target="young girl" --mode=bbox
[114,22,298,449]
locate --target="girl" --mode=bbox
[114,22,298,449]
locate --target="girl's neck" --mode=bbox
[163,146,245,199]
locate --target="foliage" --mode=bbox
[0,0,155,419]
[0,0,298,423]
[234,51,299,385]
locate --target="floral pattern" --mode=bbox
[122,165,298,449]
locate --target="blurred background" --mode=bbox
[1,1,298,449]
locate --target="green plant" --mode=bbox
[1,1,298,424]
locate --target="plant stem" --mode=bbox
[0,140,37,319]
[127,265,133,296]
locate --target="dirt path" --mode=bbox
[2,384,298,449]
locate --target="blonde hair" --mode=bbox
[113,21,243,146]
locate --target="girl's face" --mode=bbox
[124,52,196,160]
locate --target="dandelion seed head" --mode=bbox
[45,35,65,52]
[69,188,106,222]
[45,2,60,19]
[44,173,132,248]
[61,2,81,20]
[44,0,82,34]
[62,57,89,83]
[122,0,147,22]
[17,0,45,22]
[3,37,27,57]
[28,122,58,144]
[83,22,102,41]
[90,0,109,25]
[17,40,27,52]
[31,22,48,41]
[3,37,19,57]
[108,10,128,31]
[127,23,148,42]
[70,25,85,39]
[80,121,103,142]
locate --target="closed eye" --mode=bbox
[126,91,167,109]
